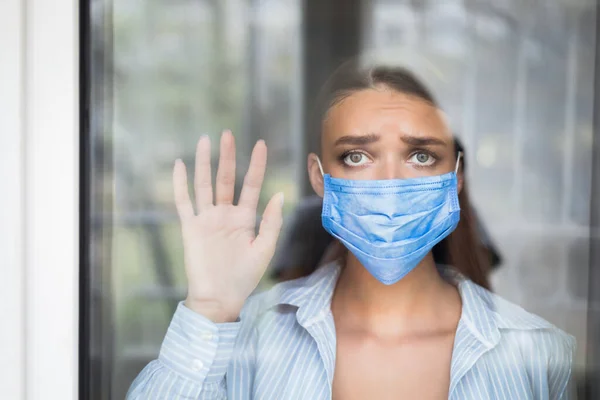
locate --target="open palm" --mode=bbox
[173,130,284,322]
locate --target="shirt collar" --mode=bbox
[269,260,551,340]
[439,265,554,336]
[269,262,342,326]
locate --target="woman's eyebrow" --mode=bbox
[334,133,380,146]
[400,134,448,147]
[333,133,449,147]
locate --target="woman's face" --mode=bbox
[308,86,462,195]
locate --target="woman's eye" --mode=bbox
[343,152,370,167]
[409,152,435,166]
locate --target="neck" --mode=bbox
[332,252,461,337]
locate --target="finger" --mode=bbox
[194,135,213,212]
[173,159,195,220]
[238,140,267,211]
[253,192,284,266]
[215,130,236,205]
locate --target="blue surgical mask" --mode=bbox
[318,153,462,285]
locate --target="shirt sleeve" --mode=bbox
[126,302,242,399]
[548,331,577,400]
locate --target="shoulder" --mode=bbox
[491,290,575,350]
[487,290,576,397]
[464,280,576,364]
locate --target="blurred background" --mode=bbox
[81,0,599,398]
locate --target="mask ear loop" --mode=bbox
[455,151,463,174]
[316,157,325,177]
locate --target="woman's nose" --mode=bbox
[377,156,407,180]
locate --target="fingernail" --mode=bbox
[279,193,285,207]
[175,158,182,165]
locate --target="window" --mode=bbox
[81,0,599,398]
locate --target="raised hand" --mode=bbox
[173,130,284,323]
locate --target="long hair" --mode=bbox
[310,60,491,289]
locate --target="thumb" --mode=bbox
[252,192,284,265]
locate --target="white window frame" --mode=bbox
[0,0,26,398]
[0,0,79,399]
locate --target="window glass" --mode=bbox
[88,0,302,397]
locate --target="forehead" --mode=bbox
[322,88,451,141]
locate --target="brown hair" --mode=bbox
[310,60,491,289]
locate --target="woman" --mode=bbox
[128,62,574,399]
[270,137,503,283]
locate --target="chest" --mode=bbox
[250,315,536,400]
[331,332,455,400]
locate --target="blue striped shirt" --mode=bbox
[127,262,576,399]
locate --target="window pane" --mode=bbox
[87,0,302,397]
[367,0,595,389]
[85,0,598,398]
